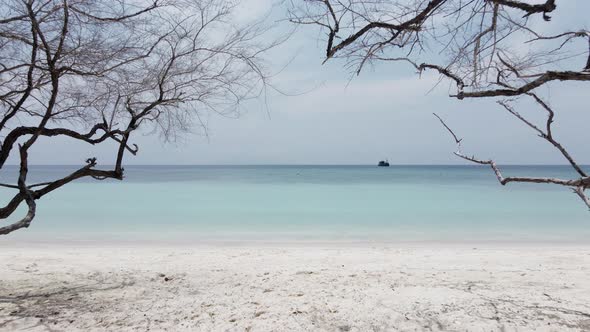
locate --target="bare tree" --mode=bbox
[289,0,590,209]
[0,0,279,235]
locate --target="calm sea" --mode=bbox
[1,165,589,243]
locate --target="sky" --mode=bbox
[20,0,590,165]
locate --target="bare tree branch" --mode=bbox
[487,0,556,20]
[0,0,280,234]
[291,0,589,210]
[434,113,590,209]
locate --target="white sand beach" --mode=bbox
[1,244,590,331]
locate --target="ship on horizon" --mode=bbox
[378,160,390,167]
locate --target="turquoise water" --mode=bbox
[1,165,589,243]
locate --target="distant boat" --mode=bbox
[378,160,390,167]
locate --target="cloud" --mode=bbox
[277,72,449,114]
[234,0,274,24]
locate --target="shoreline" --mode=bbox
[2,236,590,248]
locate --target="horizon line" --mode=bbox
[3,163,588,167]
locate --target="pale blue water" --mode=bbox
[1,165,589,243]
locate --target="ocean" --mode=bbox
[1,165,589,243]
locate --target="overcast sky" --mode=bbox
[20,0,590,165]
